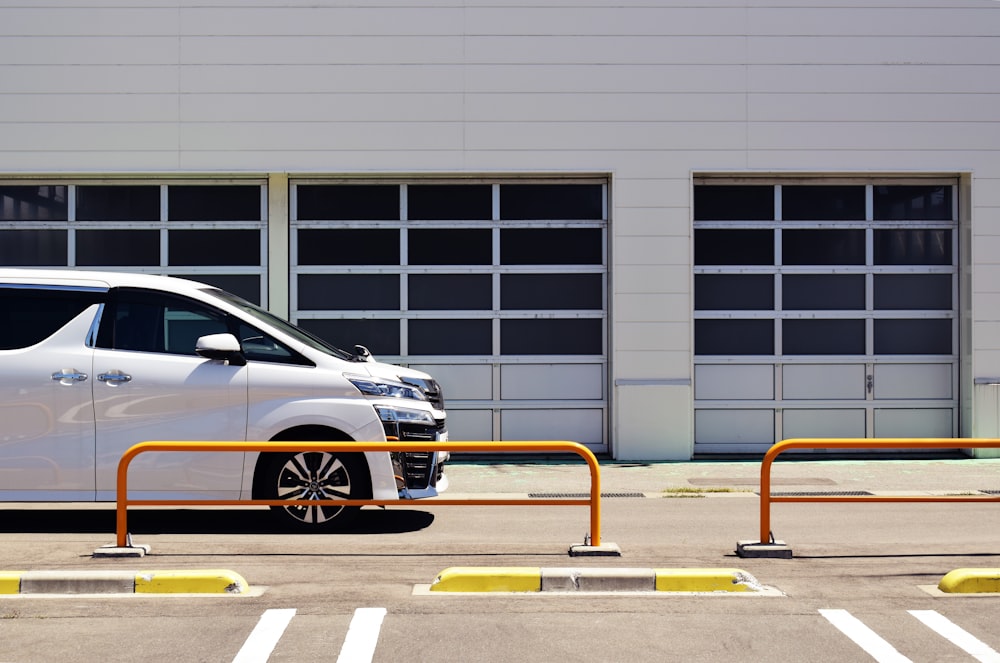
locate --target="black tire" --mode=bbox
[261,450,371,532]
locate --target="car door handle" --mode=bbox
[51,370,88,382]
[98,372,133,384]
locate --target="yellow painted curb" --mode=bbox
[939,568,1000,594]
[431,567,542,593]
[654,568,759,592]
[0,572,22,595]
[134,570,249,594]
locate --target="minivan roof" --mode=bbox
[0,268,210,295]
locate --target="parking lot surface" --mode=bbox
[2,455,1000,662]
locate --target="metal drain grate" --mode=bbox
[979,490,1000,495]
[529,492,646,499]
[765,491,873,497]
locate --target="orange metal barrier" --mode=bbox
[115,440,602,548]
[758,438,1000,543]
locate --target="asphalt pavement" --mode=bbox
[443,452,1000,498]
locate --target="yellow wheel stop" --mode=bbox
[654,568,760,592]
[939,568,1000,594]
[134,569,248,594]
[431,567,542,592]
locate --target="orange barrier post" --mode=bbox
[115,440,602,548]
[758,438,1000,544]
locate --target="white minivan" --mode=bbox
[0,269,448,530]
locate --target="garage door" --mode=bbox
[289,179,609,451]
[693,179,958,454]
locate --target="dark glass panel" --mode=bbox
[0,185,67,221]
[500,184,603,220]
[782,229,865,265]
[409,228,492,265]
[783,274,865,310]
[298,274,399,310]
[501,319,602,355]
[168,185,261,221]
[693,185,774,221]
[172,274,261,305]
[409,319,492,355]
[0,229,66,265]
[694,229,773,265]
[783,319,865,354]
[874,230,951,265]
[298,318,400,355]
[76,185,159,221]
[874,185,952,220]
[501,274,602,310]
[76,230,159,266]
[296,184,400,221]
[500,228,602,265]
[297,229,399,266]
[694,319,773,355]
[408,184,491,220]
[409,274,492,310]
[781,185,865,220]
[874,319,952,354]
[0,287,104,350]
[694,274,773,311]
[874,274,952,310]
[168,229,260,266]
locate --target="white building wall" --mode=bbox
[1,0,999,459]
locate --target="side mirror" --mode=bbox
[195,333,247,366]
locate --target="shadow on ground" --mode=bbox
[0,507,435,535]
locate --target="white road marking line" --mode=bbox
[232,608,297,663]
[336,607,388,663]
[819,609,912,663]
[909,610,1000,663]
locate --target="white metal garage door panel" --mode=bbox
[501,364,604,400]
[783,364,866,400]
[694,409,774,445]
[445,410,493,441]
[694,365,773,400]
[874,364,953,400]
[411,364,493,400]
[501,409,604,445]
[783,409,866,439]
[874,408,953,438]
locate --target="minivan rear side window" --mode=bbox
[0,286,105,350]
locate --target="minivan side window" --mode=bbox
[0,286,105,350]
[98,289,228,355]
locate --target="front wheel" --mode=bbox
[262,451,371,532]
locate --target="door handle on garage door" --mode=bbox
[98,371,133,384]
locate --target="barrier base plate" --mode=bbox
[569,542,622,557]
[93,543,151,558]
[736,540,792,559]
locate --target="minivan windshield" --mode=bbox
[204,288,355,361]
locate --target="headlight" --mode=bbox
[374,405,436,426]
[347,375,427,401]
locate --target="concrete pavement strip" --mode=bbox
[0,569,250,595]
[423,566,782,594]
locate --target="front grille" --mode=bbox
[401,377,445,410]
[399,451,435,489]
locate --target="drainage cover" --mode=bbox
[764,491,873,497]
